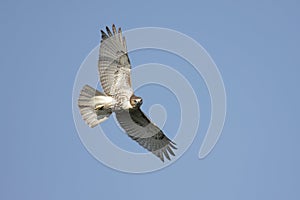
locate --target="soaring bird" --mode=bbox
[78,24,176,162]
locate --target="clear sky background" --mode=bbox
[1,0,299,199]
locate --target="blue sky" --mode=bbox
[1,0,300,199]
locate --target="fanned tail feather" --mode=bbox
[78,85,113,128]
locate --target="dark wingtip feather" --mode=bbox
[163,149,171,161]
[100,30,108,40]
[153,150,165,162]
[112,24,117,34]
[159,151,164,162]
[106,26,113,36]
[101,24,121,42]
[167,146,176,156]
[169,141,177,150]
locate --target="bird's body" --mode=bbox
[78,25,176,161]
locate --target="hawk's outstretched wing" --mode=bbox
[115,108,177,162]
[98,25,133,97]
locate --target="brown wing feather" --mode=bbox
[115,108,177,162]
[98,25,132,97]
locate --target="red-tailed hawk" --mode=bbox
[78,25,176,162]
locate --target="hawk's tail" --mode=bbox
[78,85,113,128]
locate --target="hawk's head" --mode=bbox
[130,95,143,108]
